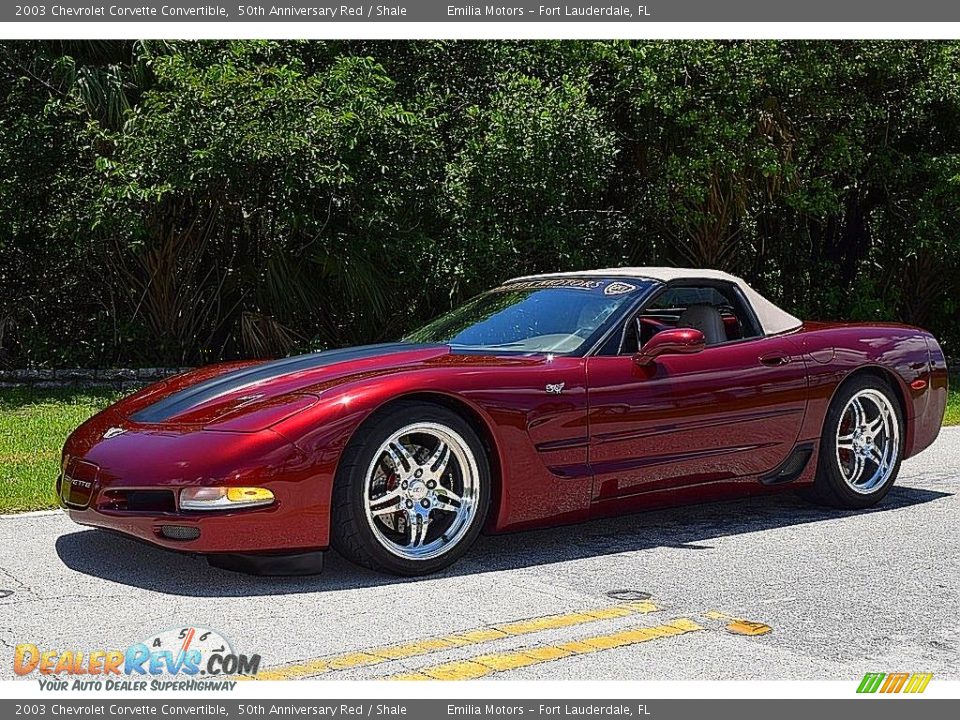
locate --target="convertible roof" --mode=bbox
[513,266,803,336]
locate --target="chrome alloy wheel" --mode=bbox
[363,422,479,561]
[835,388,900,494]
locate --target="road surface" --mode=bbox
[2,429,957,681]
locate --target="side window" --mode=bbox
[617,283,762,354]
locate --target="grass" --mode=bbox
[946,383,960,427]
[0,380,958,514]
[0,387,124,513]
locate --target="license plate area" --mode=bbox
[61,459,100,508]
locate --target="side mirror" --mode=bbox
[634,327,705,366]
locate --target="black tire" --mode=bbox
[331,401,491,576]
[803,374,904,509]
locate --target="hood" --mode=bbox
[124,343,449,428]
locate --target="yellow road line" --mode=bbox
[704,610,772,636]
[387,618,704,680]
[254,599,660,680]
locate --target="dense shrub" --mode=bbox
[1,40,958,366]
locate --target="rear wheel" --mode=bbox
[331,402,490,575]
[805,375,903,509]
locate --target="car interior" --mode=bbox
[601,282,764,355]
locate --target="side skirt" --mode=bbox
[760,443,815,485]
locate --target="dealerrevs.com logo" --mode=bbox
[857,672,933,694]
[14,626,260,691]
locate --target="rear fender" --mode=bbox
[796,324,944,458]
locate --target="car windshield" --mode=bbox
[404,278,651,354]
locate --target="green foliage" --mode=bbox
[946,382,960,427]
[443,72,619,287]
[1,40,960,366]
[0,387,124,511]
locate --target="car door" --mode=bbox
[586,311,808,507]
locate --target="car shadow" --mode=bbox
[55,484,952,597]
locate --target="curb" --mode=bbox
[0,509,63,520]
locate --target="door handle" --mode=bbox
[759,353,791,367]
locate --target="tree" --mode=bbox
[1,40,959,367]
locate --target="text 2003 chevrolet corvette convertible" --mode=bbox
[60,268,948,576]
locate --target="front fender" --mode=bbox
[269,356,593,539]
[269,378,505,544]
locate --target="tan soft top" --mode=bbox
[512,266,803,336]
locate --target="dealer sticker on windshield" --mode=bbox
[501,278,639,294]
[503,278,603,292]
[603,281,638,295]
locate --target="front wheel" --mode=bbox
[331,402,490,575]
[805,375,903,509]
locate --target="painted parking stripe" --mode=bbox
[254,599,660,680]
[387,618,704,681]
[703,610,773,636]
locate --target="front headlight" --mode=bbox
[179,487,275,510]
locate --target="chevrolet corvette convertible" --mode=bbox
[59,268,948,576]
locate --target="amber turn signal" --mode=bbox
[179,486,275,510]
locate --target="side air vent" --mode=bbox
[761,444,814,485]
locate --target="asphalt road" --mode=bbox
[2,428,958,682]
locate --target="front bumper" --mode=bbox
[58,424,333,555]
[61,487,325,555]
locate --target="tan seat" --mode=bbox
[678,304,726,345]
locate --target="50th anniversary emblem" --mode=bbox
[13,626,259,691]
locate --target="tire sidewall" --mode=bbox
[337,402,491,576]
[819,376,904,509]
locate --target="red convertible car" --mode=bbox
[59,268,948,576]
